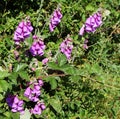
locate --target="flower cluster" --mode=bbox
[24,79,45,115]
[79,12,102,35]
[30,102,46,115]
[60,36,73,59]
[24,79,43,102]
[49,8,62,32]
[30,35,46,56]
[14,19,33,45]
[6,95,24,114]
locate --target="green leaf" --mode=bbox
[69,75,80,83]
[0,87,3,93]
[49,97,62,113]
[20,108,31,119]
[11,112,19,119]
[8,72,18,84]
[57,53,67,67]
[61,65,78,75]
[85,4,94,11]
[49,78,57,90]
[18,71,29,81]
[25,35,33,48]
[0,80,9,92]
[35,69,41,77]
[3,112,11,118]
[0,71,10,80]
[14,63,27,72]
[48,62,60,70]
[91,64,102,74]
[0,94,3,100]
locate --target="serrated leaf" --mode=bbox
[14,64,27,72]
[48,62,60,70]
[11,112,19,119]
[25,35,33,48]
[0,87,3,92]
[69,75,80,83]
[8,72,18,84]
[86,4,94,11]
[61,65,78,75]
[35,68,42,77]
[0,80,9,92]
[49,97,62,113]
[20,108,31,119]
[57,53,67,67]
[0,94,3,100]
[49,78,57,90]
[19,71,29,81]
[3,112,11,118]
[0,71,10,80]
[91,64,102,74]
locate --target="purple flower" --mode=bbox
[14,19,33,45]
[6,95,24,114]
[24,79,43,102]
[42,58,49,65]
[30,37,45,56]
[30,102,46,115]
[33,35,38,40]
[60,37,73,59]
[79,12,102,35]
[83,39,88,50]
[24,79,45,115]
[49,8,62,32]
[38,79,44,87]
[24,86,40,102]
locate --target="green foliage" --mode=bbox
[0,0,120,119]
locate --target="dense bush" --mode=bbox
[0,0,120,119]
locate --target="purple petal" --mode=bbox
[90,17,96,25]
[11,103,17,108]
[38,50,44,56]
[17,106,23,111]
[79,25,85,36]
[40,103,46,110]
[11,108,17,112]
[35,44,40,50]
[28,26,33,32]
[20,110,25,115]
[24,87,31,97]
[42,58,49,65]
[38,79,44,86]
[85,17,91,25]
[85,25,93,32]
[83,44,88,49]
[19,21,24,28]
[18,100,24,106]
[16,27,22,34]
[34,83,40,90]
[31,97,39,102]
[14,96,19,103]
[49,23,54,32]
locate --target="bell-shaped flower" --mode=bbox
[30,36,45,56]
[79,12,102,35]
[49,8,62,32]
[14,18,33,44]
[60,36,73,59]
